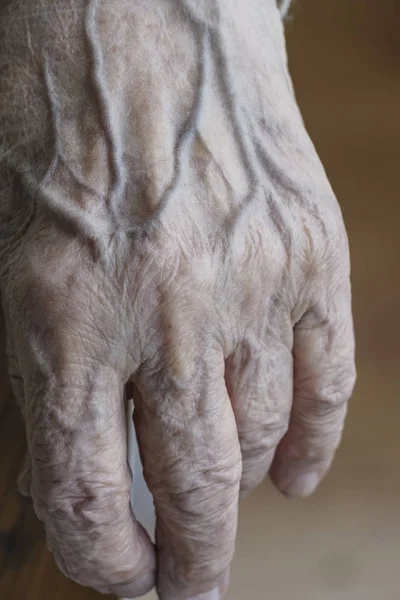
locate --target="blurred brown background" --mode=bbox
[1,0,400,598]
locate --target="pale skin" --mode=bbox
[0,1,356,599]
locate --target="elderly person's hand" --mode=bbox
[0,1,356,598]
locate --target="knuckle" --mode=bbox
[34,480,130,528]
[298,360,356,411]
[318,364,357,407]
[154,456,241,584]
[240,418,289,456]
[33,482,141,586]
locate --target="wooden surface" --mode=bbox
[1,1,400,599]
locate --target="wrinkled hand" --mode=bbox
[0,1,355,599]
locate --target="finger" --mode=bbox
[134,347,241,600]
[18,326,156,597]
[225,330,293,497]
[4,313,25,410]
[2,316,32,497]
[270,282,356,498]
[17,452,32,498]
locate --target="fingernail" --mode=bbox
[110,571,155,597]
[284,472,319,498]
[189,586,220,600]
[219,566,231,596]
[17,474,31,497]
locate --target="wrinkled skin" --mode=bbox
[0,0,356,598]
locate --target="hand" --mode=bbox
[0,1,355,598]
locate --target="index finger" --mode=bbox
[14,314,156,597]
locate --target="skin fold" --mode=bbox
[0,0,356,598]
